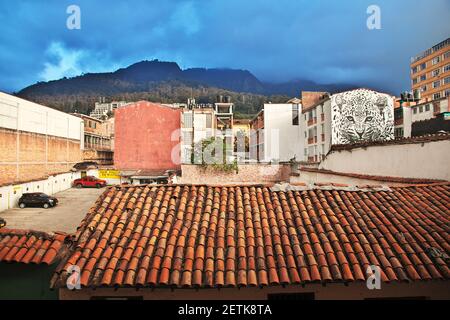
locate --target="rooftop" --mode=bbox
[411,38,450,64]
[300,167,446,185]
[51,183,450,289]
[0,229,69,265]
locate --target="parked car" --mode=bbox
[18,193,58,209]
[73,176,107,188]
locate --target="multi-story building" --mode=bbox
[89,100,128,119]
[0,92,83,185]
[71,114,113,165]
[394,96,450,138]
[249,102,303,162]
[180,97,234,164]
[114,101,181,184]
[301,89,395,163]
[410,38,450,101]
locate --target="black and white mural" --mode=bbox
[331,89,394,144]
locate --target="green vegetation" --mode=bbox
[18,81,290,116]
[192,137,238,173]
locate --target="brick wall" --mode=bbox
[180,163,292,184]
[0,128,82,185]
[301,91,328,110]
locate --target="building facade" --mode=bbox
[394,96,450,138]
[89,100,128,119]
[0,92,83,186]
[411,38,450,101]
[114,101,181,179]
[250,103,303,162]
[301,89,394,163]
[180,98,234,164]
[72,113,113,165]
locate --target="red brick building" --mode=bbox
[114,101,181,181]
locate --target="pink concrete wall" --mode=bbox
[114,101,180,171]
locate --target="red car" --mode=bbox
[73,176,107,188]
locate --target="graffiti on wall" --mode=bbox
[331,89,394,144]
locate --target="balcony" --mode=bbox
[394,118,404,126]
[307,117,317,126]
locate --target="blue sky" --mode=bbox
[0,0,449,94]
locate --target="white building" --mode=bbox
[394,96,449,138]
[250,103,303,162]
[89,101,128,119]
[301,89,395,163]
[180,98,234,164]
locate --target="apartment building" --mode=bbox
[71,113,113,165]
[411,38,450,101]
[114,101,180,183]
[249,103,303,162]
[0,92,83,186]
[180,97,234,164]
[301,89,395,163]
[394,96,450,138]
[89,100,128,119]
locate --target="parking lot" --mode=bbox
[0,187,105,233]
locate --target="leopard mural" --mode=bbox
[331,89,394,145]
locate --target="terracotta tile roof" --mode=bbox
[299,167,446,185]
[331,133,450,152]
[51,184,450,288]
[0,229,69,265]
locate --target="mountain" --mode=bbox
[17,59,356,116]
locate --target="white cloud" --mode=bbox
[39,42,120,82]
[40,42,85,81]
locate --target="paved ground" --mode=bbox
[0,187,105,233]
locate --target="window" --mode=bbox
[444,76,450,85]
[413,108,417,114]
[420,74,426,81]
[411,66,418,74]
[421,85,427,92]
[432,56,440,65]
[419,106,423,113]
[433,93,441,100]
[433,80,441,88]
[412,78,418,85]
[444,64,450,73]
[420,62,426,70]
[292,104,299,125]
[432,69,440,77]
[205,114,212,129]
[445,51,450,59]
[425,104,430,112]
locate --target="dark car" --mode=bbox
[73,176,107,188]
[18,193,58,209]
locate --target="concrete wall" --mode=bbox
[0,92,82,140]
[263,104,303,162]
[0,128,82,185]
[0,93,83,185]
[291,169,415,187]
[320,139,450,181]
[0,171,81,212]
[180,164,291,184]
[59,281,450,300]
[114,101,181,171]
